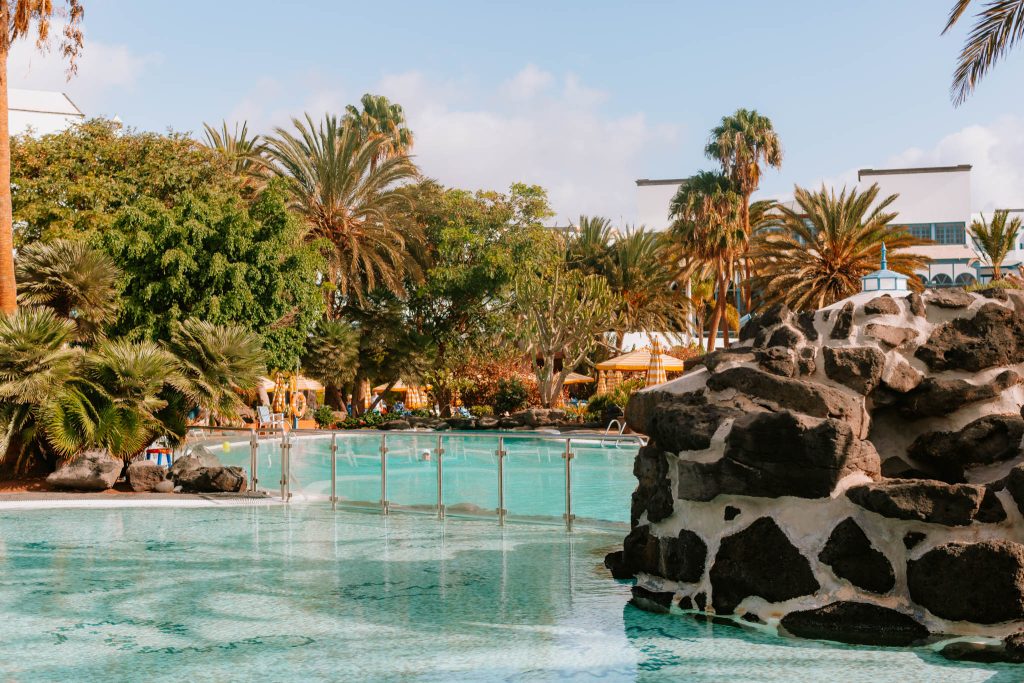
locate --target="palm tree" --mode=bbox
[0,1,85,315]
[71,339,179,460]
[705,109,783,312]
[301,318,359,408]
[669,171,744,351]
[603,228,690,352]
[344,93,414,169]
[263,114,422,304]
[565,215,616,273]
[970,209,1022,279]
[164,318,267,423]
[15,239,119,342]
[943,0,1024,105]
[202,120,267,184]
[752,184,931,311]
[0,307,83,472]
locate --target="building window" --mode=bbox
[930,273,954,287]
[934,222,966,245]
[903,224,933,241]
[955,273,976,287]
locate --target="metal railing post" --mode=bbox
[279,431,290,502]
[330,433,338,510]
[248,429,258,492]
[563,438,574,531]
[496,435,506,526]
[380,434,389,514]
[436,435,445,519]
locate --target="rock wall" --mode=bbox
[607,287,1024,659]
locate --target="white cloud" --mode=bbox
[886,116,1024,213]
[227,66,681,223]
[8,30,157,116]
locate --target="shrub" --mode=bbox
[494,377,529,414]
[469,405,494,418]
[585,393,615,419]
[313,405,336,428]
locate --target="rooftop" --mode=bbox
[857,164,971,181]
[9,88,84,118]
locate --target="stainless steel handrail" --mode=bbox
[181,425,641,527]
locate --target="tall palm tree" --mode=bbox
[705,109,783,312]
[164,318,267,423]
[752,184,931,311]
[15,239,119,342]
[201,120,267,184]
[943,0,1024,105]
[669,171,744,351]
[344,93,414,169]
[263,114,422,304]
[970,209,1022,279]
[0,1,84,315]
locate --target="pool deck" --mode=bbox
[0,491,280,510]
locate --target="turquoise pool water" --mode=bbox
[0,505,1015,682]
[214,432,639,525]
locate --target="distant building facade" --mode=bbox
[9,88,84,136]
[635,163,1023,289]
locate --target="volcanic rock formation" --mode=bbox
[609,288,1024,655]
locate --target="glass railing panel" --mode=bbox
[568,437,638,527]
[382,432,439,512]
[331,432,386,506]
[502,435,569,523]
[440,433,498,518]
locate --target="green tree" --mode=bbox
[344,93,414,168]
[514,267,615,408]
[404,181,555,365]
[101,183,323,370]
[264,113,421,304]
[943,0,1024,104]
[669,171,744,351]
[202,120,267,184]
[16,239,119,342]
[970,209,1022,279]
[301,319,359,409]
[0,0,84,314]
[705,109,783,311]
[12,119,229,246]
[752,184,930,310]
[567,219,688,352]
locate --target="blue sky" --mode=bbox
[11,0,1024,221]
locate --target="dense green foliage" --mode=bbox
[493,377,529,414]
[11,120,325,370]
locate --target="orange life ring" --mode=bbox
[290,392,307,419]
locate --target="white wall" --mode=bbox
[857,168,971,225]
[636,181,683,231]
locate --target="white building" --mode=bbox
[636,178,686,231]
[635,163,1023,289]
[856,165,980,287]
[9,88,84,136]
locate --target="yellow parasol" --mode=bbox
[562,372,595,386]
[596,347,685,373]
[645,339,668,387]
[271,373,287,413]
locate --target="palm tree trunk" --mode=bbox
[740,198,752,312]
[0,38,16,316]
[705,272,726,353]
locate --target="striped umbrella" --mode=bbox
[606,370,622,391]
[646,339,667,387]
[271,373,288,413]
[596,371,607,394]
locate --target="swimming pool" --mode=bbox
[0,505,1010,681]
[211,431,640,525]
